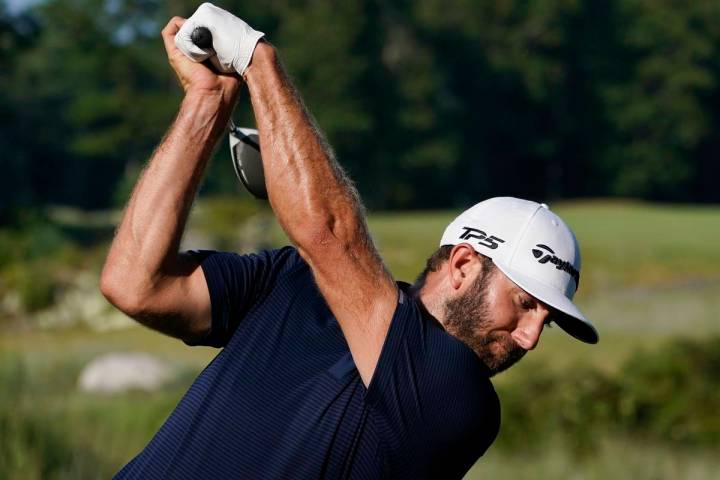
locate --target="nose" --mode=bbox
[511,307,550,350]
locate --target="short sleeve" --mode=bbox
[186,246,299,348]
[365,289,501,478]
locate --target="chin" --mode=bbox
[477,333,527,376]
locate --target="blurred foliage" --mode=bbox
[0,355,79,478]
[0,219,78,312]
[2,335,719,478]
[496,336,720,456]
[619,337,720,445]
[14,264,59,312]
[4,199,719,325]
[0,352,176,479]
[2,0,720,225]
[187,195,268,250]
[0,200,717,477]
[0,196,269,320]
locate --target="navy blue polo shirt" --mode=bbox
[115,246,500,479]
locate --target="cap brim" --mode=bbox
[494,262,599,344]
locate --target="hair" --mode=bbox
[413,244,496,290]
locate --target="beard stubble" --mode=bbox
[443,270,527,376]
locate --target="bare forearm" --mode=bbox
[103,93,231,296]
[244,43,396,384]
[244,43,366,250]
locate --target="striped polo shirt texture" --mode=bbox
[114,246,500,479]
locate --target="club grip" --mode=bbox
[191,26,213,49]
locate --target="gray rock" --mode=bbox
[78,352,175,394]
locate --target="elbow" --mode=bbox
[100,265,147,318]
[295,220,367,267]
[99,265,118,305]
[295,208,363,252]
[294,227,333,265]
[294,224,344,261]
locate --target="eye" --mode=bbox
[519,296,535,310]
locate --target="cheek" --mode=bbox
[483,291,518,331]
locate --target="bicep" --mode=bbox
[119,248,289,346]
[299,234,398,387]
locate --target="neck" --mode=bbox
[410,272,447,328]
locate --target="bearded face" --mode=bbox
[443,267,528,376]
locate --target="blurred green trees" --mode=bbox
[496,336,720,453]
[2,0,720,223]
[3,336,719,478]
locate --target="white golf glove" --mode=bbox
[174,3,264,75]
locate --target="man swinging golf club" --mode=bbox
[101,3,598,479]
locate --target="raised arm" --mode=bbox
[244,43,398,386]
[100,17,240,343]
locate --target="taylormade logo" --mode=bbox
[532,244,580,288]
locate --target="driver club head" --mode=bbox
[229,127,268,200]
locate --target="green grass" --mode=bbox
[556,200,720,291]
[364,201,720,378]
[0,338,210,479]
[2,200,719,479]
[193,198,720,295]
[365,200,720,292]
[468,435,720,480]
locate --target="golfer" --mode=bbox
[101,4,598,479]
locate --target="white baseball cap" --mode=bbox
[440,197,598,344]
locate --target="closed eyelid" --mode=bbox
[517,291,535,305]
[511,285,530,299]
[513,287,548,313]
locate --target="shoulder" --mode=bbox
[190,245,303,275]
[367,295,501,475]
[427,330,501,439]
[410,311,501,470]
[368,291,500,438]
[189,244,300,262]
[408,297,501,448]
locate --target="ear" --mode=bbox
[447,243,481,291]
